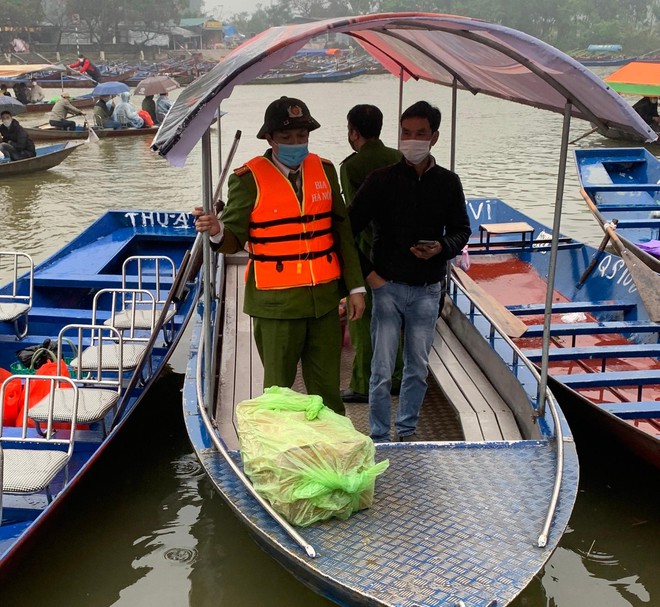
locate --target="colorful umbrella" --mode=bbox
[133,76,180,96]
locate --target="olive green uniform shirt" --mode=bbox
[216,150,364,319]
[340,139,402,257]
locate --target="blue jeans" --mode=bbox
[369,280,442,441]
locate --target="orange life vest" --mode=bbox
[245,154,341,290]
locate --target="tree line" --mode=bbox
[229,0,660,54]
[0,0,658,53]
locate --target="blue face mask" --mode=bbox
[276,143,309,167]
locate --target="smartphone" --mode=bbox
[415,239,435,246]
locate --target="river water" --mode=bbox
[0,74,658,607]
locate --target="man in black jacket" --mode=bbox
[0,111,36,161]
[348,100,471,442]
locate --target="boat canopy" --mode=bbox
[0,64,62,78]
[605,61,660,97]
[152,12,657,167]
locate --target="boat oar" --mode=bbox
[85,119,99,144]
[580,189,660,321]
[576,228,613,288]
[109,249,192,430]
[568,126,599,145]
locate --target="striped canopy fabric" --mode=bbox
[605,61,660,97]
[152,13,657,166]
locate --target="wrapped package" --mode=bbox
[236,386,389,527]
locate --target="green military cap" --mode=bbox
[256,96,321,139]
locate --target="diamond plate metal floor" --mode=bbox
[294,344,465,442]
[199,441,578,607]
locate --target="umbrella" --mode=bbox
[133,76,180,96]
[92,81,130,96]
[0,97,27,117]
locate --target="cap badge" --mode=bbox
[287,105,303,118]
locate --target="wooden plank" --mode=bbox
[427,345,484,441]
[435,321,522,440]
[507,300,634,316]
[598,401,660,420]
[479,221,534,235]
[452,266,528,338]
[554,369,660,389]
[588,183,660,192]
[217,263,240,450]
[523,344,660,362]
[234,268,252,408]
[524,321,660,338]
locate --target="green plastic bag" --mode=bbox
[236,386,389,527]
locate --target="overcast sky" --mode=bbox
[204,0,264,19]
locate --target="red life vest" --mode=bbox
[244,154,341,290]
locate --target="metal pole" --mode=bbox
[216,104,223,194]
[450,78,457,172]
[397,67,404,147]
[201,130,215,416]
[537,102,572,418]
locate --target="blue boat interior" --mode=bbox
[0,210,197,552]
[575,148,660,244]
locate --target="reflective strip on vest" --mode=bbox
[245,154,341,290]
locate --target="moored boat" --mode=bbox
[300,67,367,82]
[0,141,83,177]
[0,210,201,571]
[247,72,305,84]
[148,12,660,606]
[574,147,660,272]
[25,94,96,114]
[24,124,159,141]
[463,196,660,469]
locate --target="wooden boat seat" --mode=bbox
[508,300,635,316]
[216,254,263,450]
[554,369,660,389]
[588,183,660,193]
[594,203,660,212]
[607,218,660,229]
[524,321,660,344]
[428,317,522,441]
[29,324,124,436]
[598,401,660,420]
[0,375,79,510]
[523,343,660,363]
[468,239,582,254]
[0,251,34,338]
[479,221,534,249]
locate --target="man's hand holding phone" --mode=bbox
[411,239,442,260]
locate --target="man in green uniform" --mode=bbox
[340,104,402,403]
[193,96,365,414]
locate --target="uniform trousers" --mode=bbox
[253,309,343,414]
[347,286,403,395]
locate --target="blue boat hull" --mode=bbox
[0,210,201,569]
[182,245,579,606]
[464,196,660,468]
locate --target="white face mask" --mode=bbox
[2,119,12,128]
[399,139,431,165]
